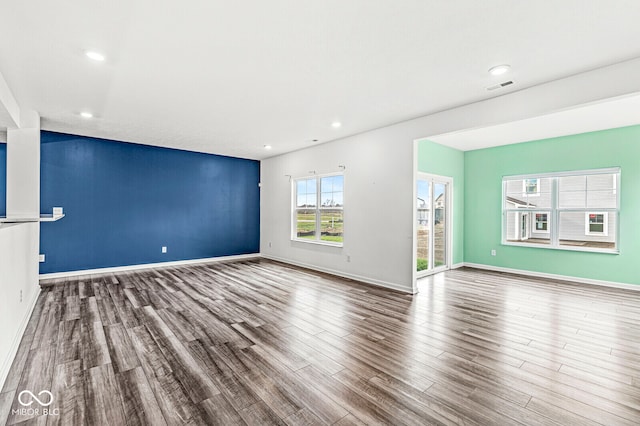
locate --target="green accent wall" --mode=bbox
[417,140,464,265]
[464,125,640,285]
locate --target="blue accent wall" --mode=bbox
[0,143,5,217]
[40,131,260,273]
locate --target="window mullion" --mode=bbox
[551,177,559,247]
[430,180,435,270]
[502,180,506,243]
[316,177,321,241]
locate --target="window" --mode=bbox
[293,174,343,245]
[503,168,619,253]
[585,212,608,236]
[534,213,549,232]
[523,178,540,196]
[295,178,317,240]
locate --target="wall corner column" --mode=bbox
[6,109,40,218]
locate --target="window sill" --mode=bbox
[502,241,619,255]
[291,238,343,248]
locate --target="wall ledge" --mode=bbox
[39,253,261,282]
[463,262,640,292]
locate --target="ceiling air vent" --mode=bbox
[486,80,514,91]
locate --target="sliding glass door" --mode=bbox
[416,174,451,276]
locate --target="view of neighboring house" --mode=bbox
[434,192,445,223]
[417,197,429,225]
[504,173,617,248]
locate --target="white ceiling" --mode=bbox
[2,1,640,159]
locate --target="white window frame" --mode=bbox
[585,212,608,236]
[502,167,620,254]
[292,172,344,247]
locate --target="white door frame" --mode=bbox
[415,172,453,280]
[519,211,529,240]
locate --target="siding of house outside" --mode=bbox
[504,174,616,244]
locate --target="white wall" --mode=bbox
[0,110,41,389]
[261,58,640,294]
[0,223,40,387]
[6,125,40,219]
[261,127,415,292]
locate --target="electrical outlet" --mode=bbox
[346,255,351,262]
[39,254,45,262]
[20,290,23,303]
[162,246,167,253]
[268,242,272,248]
[491,249,496,256]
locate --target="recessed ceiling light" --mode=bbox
[264,145,272,150]
[489,64,511,76]
[80,112,93,118]
[331,121,342,128]
[86,51,105,61]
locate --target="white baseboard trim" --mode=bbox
[39,253,261,281]
[463,262,640,292]
[416,262,465,280]
[261,254,415,294]
[0,286,41,391]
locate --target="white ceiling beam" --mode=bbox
[409,57,640,144]
[0,70,20,129]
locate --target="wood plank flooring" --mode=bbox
[2,259,640,425]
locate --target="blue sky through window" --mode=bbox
[321,175,344,207]
[297,178,316,207]
[417,180,430,206]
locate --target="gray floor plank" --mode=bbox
[2,259,638,425]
